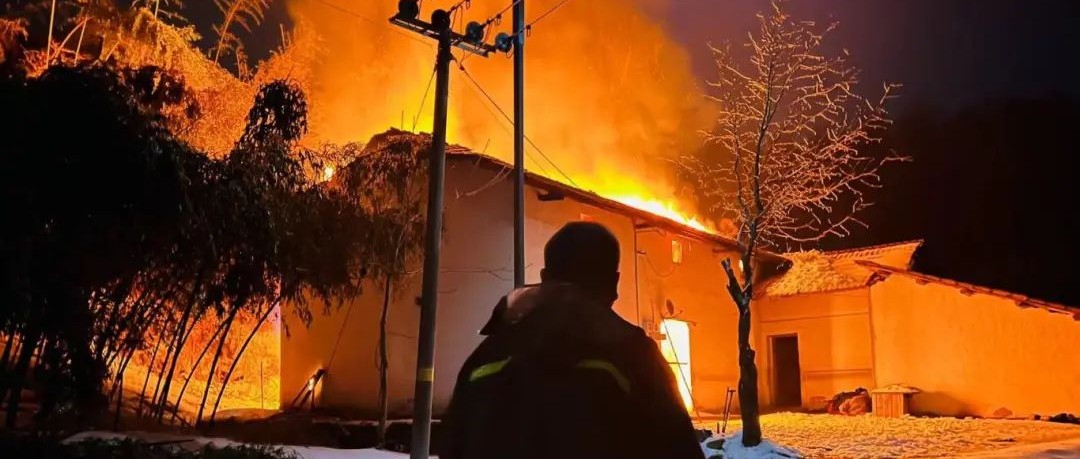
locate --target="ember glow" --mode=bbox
[288,0,717,232]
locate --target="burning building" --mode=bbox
[279,130,782,418]
[268,0,1079,423]
[279,131,1080,421]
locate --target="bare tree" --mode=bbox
[678,0,902,447]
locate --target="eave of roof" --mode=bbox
[857,260,1079,319]
[820,240,924,261]
[446,150,788,263]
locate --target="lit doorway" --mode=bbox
[659,319,694,413]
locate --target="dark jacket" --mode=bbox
[441,283,703,459]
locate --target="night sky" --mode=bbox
[666,0,1080,111]
[655,0,1080,304]
[210,0,1080,111]
[170,0,1080,304]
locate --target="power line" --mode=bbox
[456,62,580,188]
[527,0,571,29]
[456,63,555,180]
[448,0,472,14]
[497,0,573,42]
[305,0,377,23]
[305,0,433,48]
[481,0,524,28]
[455,60,551,177]
[412,66,438,132]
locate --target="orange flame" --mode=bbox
[613,196,711,233]
[288,0,716,232]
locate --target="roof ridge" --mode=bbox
[821,240,924,258]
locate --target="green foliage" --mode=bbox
[241,80,308,147]
[0,64,373,428]
[0,63,201,427]
[0,0,421,432]
[338,130,429,282]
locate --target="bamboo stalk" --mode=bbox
[208,302,276,425]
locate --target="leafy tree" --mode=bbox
[337,130,427,446]
[0,63,375,429]
[0,63,201,428]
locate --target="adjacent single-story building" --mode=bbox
[758,242,1080,417]
[280,131,1080,420]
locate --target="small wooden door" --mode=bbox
[771,335,802,407]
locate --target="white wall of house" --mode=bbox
[280,158,659,417]
[869,275,1080,418]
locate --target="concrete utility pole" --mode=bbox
[513,0,526,288]
[412,17,451,459]
[389,2,496,457]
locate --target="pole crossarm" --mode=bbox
[389,15,498,57]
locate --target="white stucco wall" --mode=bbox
[869,275,1080,418]
[280,158,645,416]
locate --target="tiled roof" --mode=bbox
[766,241,923,297]
[812,240,923,268]
[366,129,790,263]
[858,260,1079,319]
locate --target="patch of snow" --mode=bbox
[287,446,412,459]
[702,431,803,458]
[65,431,421,458]
[64,431,131,443]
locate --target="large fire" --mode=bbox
[288,0,717,232]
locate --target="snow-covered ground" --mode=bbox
[702,430,802,458]
[696,413,1080,458]
[959,437,1080,458]
[67,431,407,459]
[68,413,1080,459]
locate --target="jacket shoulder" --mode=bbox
[587,307,651,347]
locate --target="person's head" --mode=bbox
[540,221,620,305]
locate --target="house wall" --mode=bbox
[280,267,424,417]
[280,158,644,417]
[869,275,1080,417]
[756,289,876,409]
[635,230,742,414]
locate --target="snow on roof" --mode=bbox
[812,240,923,269]
[858,260,1080,319]
[764,251,866,297]
[766,241,923,297]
